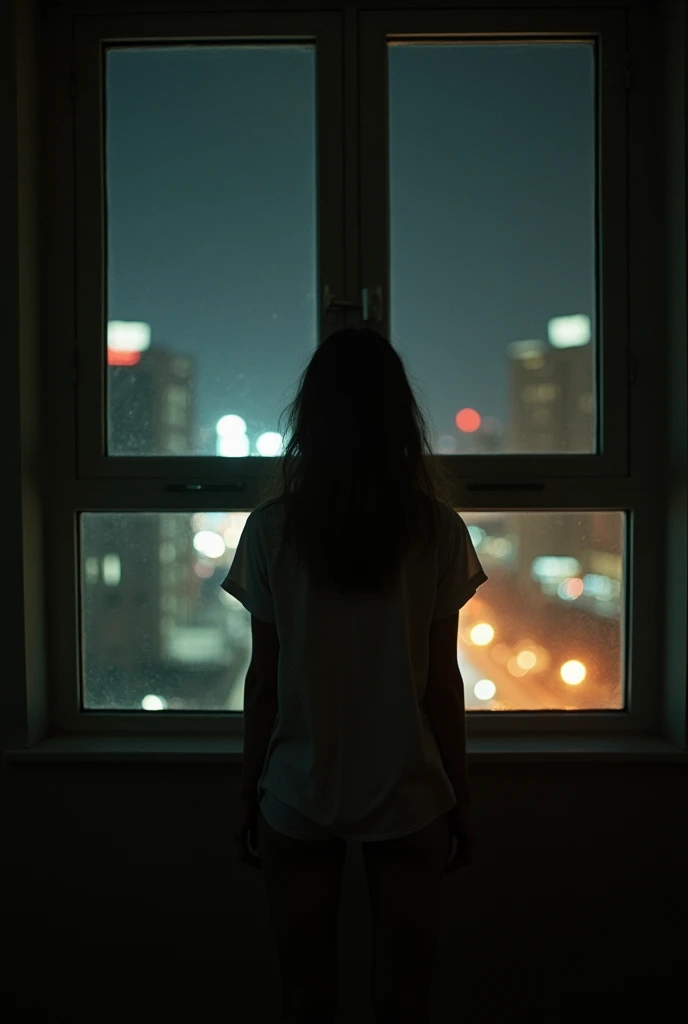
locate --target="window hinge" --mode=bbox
[625,56,632,91]
[70,348,78,385]
[70,66,76,99]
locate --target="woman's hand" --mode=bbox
[235,798,262,870]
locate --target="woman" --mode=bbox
[223,327,487,1023]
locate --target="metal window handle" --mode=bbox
[323,284,384,323]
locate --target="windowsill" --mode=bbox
[3,733,686,763]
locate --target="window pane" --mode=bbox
[105,45,316,456]
[79,510,624,712]
[389,43,596,454]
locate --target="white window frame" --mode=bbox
[32,0,680,750]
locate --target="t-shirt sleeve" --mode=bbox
[432,509,488,621]
[220,511,275,622]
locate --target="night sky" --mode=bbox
[105,42,595,455]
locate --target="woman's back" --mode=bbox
[221,494,487,839]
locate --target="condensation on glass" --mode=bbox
[388,42,597,455]
[79,510,625,712]
[105,45,316,457]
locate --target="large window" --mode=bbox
[43,5,658,739]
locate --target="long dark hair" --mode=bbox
[259,327,459,596]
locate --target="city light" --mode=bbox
[102,553,121,586]
[455,408,481,432]
[193,530,226,559]
[216,414,250,457]
[107,320,151,352]
[108,350,141,366]
[558,577,585,601]
[142,695,167,711]
[217,434,250,457]
[474,679,497,701]
[470,623,495,646]
[560,659,587,685]
[516,649,537,670]
[256,431,284,456]
[547,314,591,349]
[467,525,486,548]
[583,574,620,599]
[531,556,581,580]
[216,414,247,437]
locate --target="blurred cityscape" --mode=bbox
[81,316,623,714]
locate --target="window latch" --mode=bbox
[323,284,384,323]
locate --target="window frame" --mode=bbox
[39,1,667,743]
[73,10,345,480]
[359,6,629,480]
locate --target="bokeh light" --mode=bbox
[470,622,495,646]
[455,408,481,432]
[560,659,587,685]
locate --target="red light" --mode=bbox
[108,349,141,366]
[455,408,481,433]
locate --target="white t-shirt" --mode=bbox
[221,495,488,841]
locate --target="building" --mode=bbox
[505,336,595,454]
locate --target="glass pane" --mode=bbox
[389,43,596,454]
[105,45,316,456]
[80,510,624,712]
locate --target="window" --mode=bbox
[43,4,661,741]
[104,44,317,458]
[80,510,625,714]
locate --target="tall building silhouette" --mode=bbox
[506,337,594,453]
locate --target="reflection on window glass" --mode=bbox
[389,43,597,454]
[80,510,624,712]
[105,45,316,457]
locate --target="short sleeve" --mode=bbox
[220,511,275,622]
[432,509,488,621]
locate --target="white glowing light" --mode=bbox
[470,623,495,646]
[107,320,151,352]
[216,414,248,437]
[256,431,284,456]
[531,556,581,580]
[474,679,497,701]
[193,530,226,559]
[102,553,121,586]
[547,314,591,349]
[560,660,587,685]
[217,434,250,457]
[142,695,167,711]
